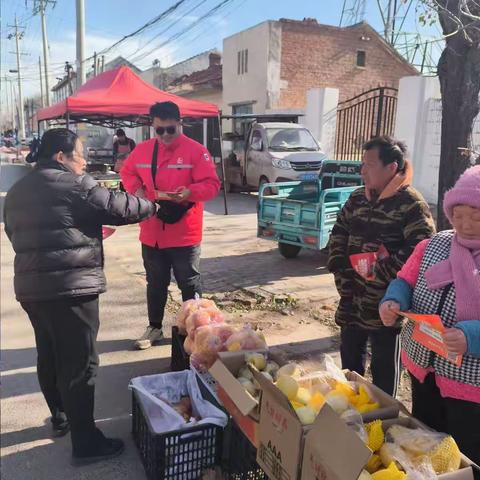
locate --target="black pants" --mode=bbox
[142,244,202,328]
[340,323,401,396]
[411,373,480,468]
[21,295,101,454]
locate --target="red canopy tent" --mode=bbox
[37,66,228,213]
[37,66,219,124]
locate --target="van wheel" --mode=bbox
[259,177,273,196]
[278,243,301,259]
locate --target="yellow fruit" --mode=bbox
[357,402,381,414]
[366,454,383,474]
[227,341,241,352]
[308,392,326,413]
[277,363,300,378]
[325,391,349,414]
[295,387,312,405]
[429,436,461,474]
[334,381,356,398]
[365,420,385,452]
[246,352,267,371]
[276,375,299,400]
[290,400,304,410]
[238,366,253,381]
[295,406,316,425]
[371,463,406,480]
[350,385,372,407]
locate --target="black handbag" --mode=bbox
[151,140,193,224]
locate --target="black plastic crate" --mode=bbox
[171,326,190,372]
[221,420,266,480]
[132,389,223,480]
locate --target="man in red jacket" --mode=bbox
[121,101,220,349]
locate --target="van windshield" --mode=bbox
[266,128,319,152]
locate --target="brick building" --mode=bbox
[223,18,418,116]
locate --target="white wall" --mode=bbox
[223,21,281,114]
[395,76,480,205]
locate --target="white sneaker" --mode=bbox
[134,326,164,350]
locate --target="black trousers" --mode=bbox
[340,323,401,396]
[142,243,202,328]
[411,373,480,469]
[21,295,101,454]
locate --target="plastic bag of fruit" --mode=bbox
[224,324,267,352]
[192,323,237,355]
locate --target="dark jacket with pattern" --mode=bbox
[328,180,435,330]
[4,161,156,302]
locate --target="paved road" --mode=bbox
[0,190,339,479]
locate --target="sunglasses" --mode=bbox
[156,126,177,136]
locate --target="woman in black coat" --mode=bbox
[4,128,156,466]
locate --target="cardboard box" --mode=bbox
[209,351,267,446]
[379,417,475,480]
[255,370,371,480]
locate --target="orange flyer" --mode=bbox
[349,244,390,280]
[400,311,463,367]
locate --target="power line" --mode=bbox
[85,0,188,61]
[130,0,235,65]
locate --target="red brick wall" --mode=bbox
[278,20,418,108]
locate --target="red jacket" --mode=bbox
[120,134,220,248]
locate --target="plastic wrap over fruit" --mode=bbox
[183,335,194,355]
[225,325,267,352]
[176,299,199,334]
[190,351,218,372]
[185,309,212,338]
[192,324,236,355]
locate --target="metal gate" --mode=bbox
[334,87,398,161]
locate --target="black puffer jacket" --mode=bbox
[4,161,156,302]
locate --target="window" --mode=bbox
[356,50,366,67]
[266,128,319,151]
[237,48,249,75]
[232,103,253,135]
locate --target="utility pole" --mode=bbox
[93,51,97,76]
[65,61,74,95]
[10,16,26,139]
[34,0,55,106]
[38,56,44,107]
[76,0,86,88]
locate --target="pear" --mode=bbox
[275,375,299,400]
[246,352,267,371]
[295,406,316,425]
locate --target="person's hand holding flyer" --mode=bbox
[399,311,463,367]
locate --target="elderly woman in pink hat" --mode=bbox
[379,165,480,465]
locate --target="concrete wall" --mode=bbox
[395,75,480,204]
[223,21,281,114]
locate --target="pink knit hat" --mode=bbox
[443,165,480,221]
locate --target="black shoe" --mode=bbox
[51,413,70,438]
[72,438,125,466]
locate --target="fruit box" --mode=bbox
[344,370,402,422]
[209,350,271,447]
[254,369,371,480]
[379,417,475,480]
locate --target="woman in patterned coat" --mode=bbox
[380,166,480,465]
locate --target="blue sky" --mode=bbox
[1,0,443,101]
